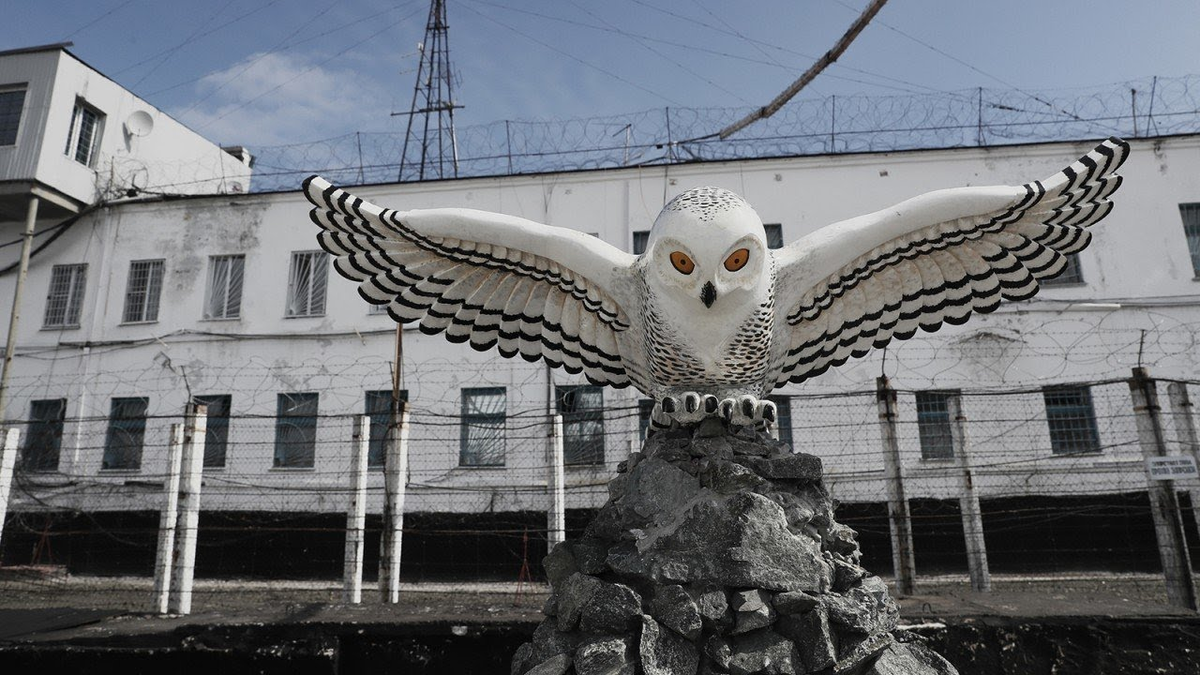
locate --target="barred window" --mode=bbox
[366,389,407,468]
[1041,253,1084,286]
[633,230,650,255]
[43,264,87,328]
[1181,203,1200,276]
[102,397,148,471]
[286,251,328,317]
[461,387,506,467]
[558,385,605,465]
[22,399,66,472]
[766,394,794,447]
[1044,386,1101,455]
[122,259,164,323]
[65,100,103,166]
[193,395,231,468]
[274,393,318,468]
[204,255,244,319]
[915,391,957,460]
[0,87,26,145]
[764,223,784,250]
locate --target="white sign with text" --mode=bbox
[1146,456,1199,481]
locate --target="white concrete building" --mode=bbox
[2,128,1199,521]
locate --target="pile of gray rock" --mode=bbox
[511,419,958,675]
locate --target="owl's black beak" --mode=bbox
[701,281,717,308]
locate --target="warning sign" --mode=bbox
[1146,456,1199,481]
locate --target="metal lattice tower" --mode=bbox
[395,0,461,182]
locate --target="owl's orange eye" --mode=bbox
[670,251,695,275]
[724,248,750,272]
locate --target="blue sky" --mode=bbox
[6,0,1199,149]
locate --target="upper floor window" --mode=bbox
[915,390,957,460]
[557,385,605,465]
[22,398,66,472]
[204,255,244,319]
[102,397,148,471]
[461,387,506,467]
[43,263,87,329]
[763,223,784,249]
[122,259,164,324]
[0,86,26,145]
[1041,253,1084,287]
[1043,385,1101,455]
[1180,203,1200,277]
[65,100,104,166]
[286,251,328,317]
[633,230,650,255]
[193,394,232,469]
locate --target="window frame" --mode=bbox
[1180,203,1200,278]
[1043,385,1102,456]
[273,392,319,469]
[22,398,67,472]
[285,250,329,318]
[766,394,794,447]
[102,397,149,471]
[915,390,958,460]
[64,99,104,167]
[763,223,784,250]
[557,385,605,465]
[203,254,245,320]
[632,230,650,255]
[1040,253,1085,287]
[366,389,407,469]
[638,399,654,442]
[122,259,165,324]
[43,263,87,329]
[0,85,27,146]
[460,387,507,467]
[193,394,232,469]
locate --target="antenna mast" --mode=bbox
[394,0,462,182]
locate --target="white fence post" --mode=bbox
[379,406,410,604]
[1167,382,1200,540]
[1129,368,1197,610]
[344,415,369,604]
[0,428,19,556]
[153,424,185,614]
[876,376,917,595]
[548,414,566,552]
[948,396,990,592]
[169,403,206,615]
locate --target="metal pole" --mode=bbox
[1167,382,1200,541]
[1129,368,1197,610]
[169,403,207,615]
[153,424,184,614]
[948,395,990,592]
[0,428,19,557]
[379,406,410,603]
[344,415,369,604]
[876,376,917,595]
[548,414,566,552]
[0,196,40,425]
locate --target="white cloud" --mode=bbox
[172,51,398,148]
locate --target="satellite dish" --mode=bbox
[124,110,154,138]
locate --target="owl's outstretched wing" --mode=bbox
[769,137,1129,388]
[304,176,638,387]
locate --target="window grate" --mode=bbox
[204,255,244,319]
[43,264,87,328]
[1181,203,1200,276]
[1044,386,1101,455]
[65,101,103,166]
[915,391,957,460]
[557,385,605,465]
[193,395,232,468]
[22,399,66,472]
[274,393,319,468]
[286,251,328,317]
[366,390,407,468]
[103,397,148,471]
[122,259,164,323]
[461,387,506,466]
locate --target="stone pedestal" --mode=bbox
[512,420,958,675]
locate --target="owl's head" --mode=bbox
[643,187,772,310]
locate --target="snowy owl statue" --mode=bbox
[304,137,1128,428]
